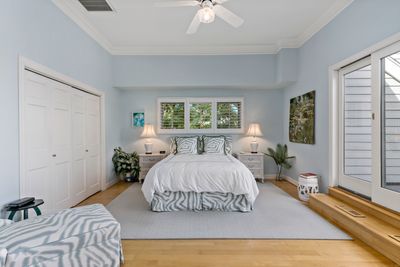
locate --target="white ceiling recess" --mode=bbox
[52,0,353,55]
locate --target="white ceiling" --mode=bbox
[53,0,353,55]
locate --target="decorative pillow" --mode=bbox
[224,136,233,154]
[175,137,199,154]
[169,137,177,154]
[202,136,226,154]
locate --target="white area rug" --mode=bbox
[106,182,350,240]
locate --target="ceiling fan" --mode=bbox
[155,0,244,34]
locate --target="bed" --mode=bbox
[141,152,259,212]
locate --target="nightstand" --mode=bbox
[237,152,265,182]
[138,153,167,183]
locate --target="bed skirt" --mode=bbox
[151,191,252,212]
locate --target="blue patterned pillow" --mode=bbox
[175,137,199,154]
[202,136,226,154]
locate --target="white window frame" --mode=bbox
[157,97,244,134]
[338,57,372,197]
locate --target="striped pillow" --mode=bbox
[202,136,226,154]
[175,137,199,154]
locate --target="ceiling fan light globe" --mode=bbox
[199,7,215,24]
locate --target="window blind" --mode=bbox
[189,102,212,129]
[160,102,185,129]
[217,102,242,129]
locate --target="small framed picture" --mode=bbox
[132,112,145,127]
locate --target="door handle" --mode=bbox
[52,154,56,157]
[85,149,89,152]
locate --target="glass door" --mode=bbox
[338,57,372,197]
[371,41,400,212]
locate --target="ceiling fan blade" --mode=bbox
[155,1,199,7]
[214,0,230,3]
[213,5,244,28]
[186,12,201,34]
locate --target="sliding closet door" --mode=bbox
[71,90,87,204]
[22,70,102,213]
[23,71,53,212]
[371,41,400,212]
[85,94,101,196]
[49,79,73,211]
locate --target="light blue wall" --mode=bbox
[119,88,284,174]
[112,55,278,89]
[0,0,121,206]
[282,0,400,191]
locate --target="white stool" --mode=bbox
[298,176,319,201]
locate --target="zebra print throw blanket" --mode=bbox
[0,204,123,267]
[151,191,252,212]
[142,154,259,211]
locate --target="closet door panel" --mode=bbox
[85,95,101,195]
[71,91,87,203]
[23,72,52,212]
[50,80,72,210]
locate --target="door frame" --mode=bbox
[371,41,400,211]
[329,32,400,189]
[337,57,372,197]
[18,56,108,200]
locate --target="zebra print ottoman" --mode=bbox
[0,204,123,267]
[151,191,253,212]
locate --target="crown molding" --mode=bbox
[52,0,113,53]
[111,44,279,55]
[52,0,353,56]
[295,0,354,48]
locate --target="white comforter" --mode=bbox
[141,154,259,204]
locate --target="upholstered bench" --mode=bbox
[0,204,123,267]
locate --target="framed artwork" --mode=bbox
[289,90,315,144]
[132,112,145,127]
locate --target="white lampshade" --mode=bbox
[247,123,263,137]
[141,124,156,138]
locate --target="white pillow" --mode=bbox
[0,219,13,228]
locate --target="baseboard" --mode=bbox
[264,174,298,186]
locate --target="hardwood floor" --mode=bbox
[78,180,398,267]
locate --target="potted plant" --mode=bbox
[264,144,295,181]
[112,147,140,182]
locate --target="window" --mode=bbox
[190,102,212,129]
[157,97,244,134]
[217,102,242,129]
[159,101,185,130]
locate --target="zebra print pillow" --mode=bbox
[175,136,199,154]
[202,136,226,154]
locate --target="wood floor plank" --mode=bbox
[79,180,398,267]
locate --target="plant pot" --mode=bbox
[276,165,283,181]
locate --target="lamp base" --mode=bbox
[250,141,259,153]
[144,143,153,154]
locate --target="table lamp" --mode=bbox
[141,124,156,154]
[247,123,263,153]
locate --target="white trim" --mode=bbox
[329,32,400,189]
[337,57,372,197]
[52,0,352,56]
[295,0,354,48]
[371,41,400,212]
[157,97,244,134]
[52,0,113,53]
[18,56,108,198]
